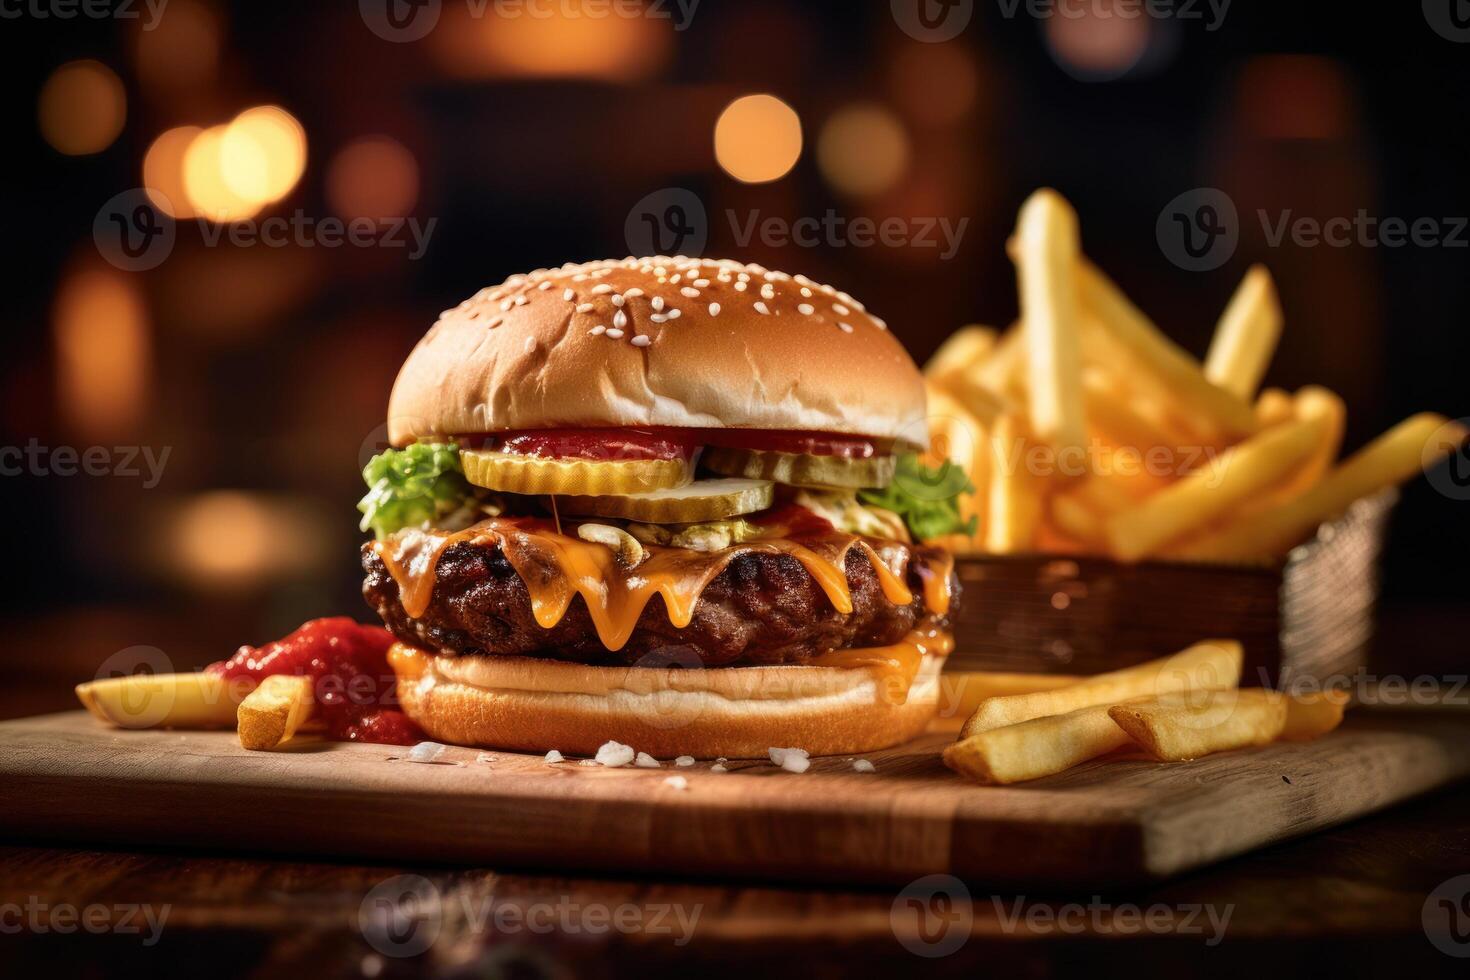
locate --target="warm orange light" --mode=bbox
[890,43,979,126]
[714,94,803,184]
[183,124,265,223]
[1044,10,1150,80]
[167,492,328,587]
[327,136,419,220]
[431,3,672,81]
[54,264,150,441]
[817,104,910,197]
[134,0,220,92]
[221,105,307,204]
[38,60,126,155]
[143,125,202,219]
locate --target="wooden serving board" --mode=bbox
[2,711,1467,888]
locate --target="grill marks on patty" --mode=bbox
[361,538,956,667]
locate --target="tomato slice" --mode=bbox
[463,427,884,461]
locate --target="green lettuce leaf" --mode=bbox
[859,454,976,542]
[357,442,472,539]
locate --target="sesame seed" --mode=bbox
[650,313,668,324]
[680,287,700,298]
[606,328,625,339]
[670,274,682,284]
[754,301,770,315]
[872,316,887,330]
[709,302,721,316]
[524,337,536,352]
[734,281,748,292]
[631,335,651,347]
[800,287,813,298]
[563,289,575,301]
[838,322,854,333]
[613,310,628,328]
[624,287,644,298]
[693,279,710,288]
[737,272,750,282]
[589,325,606,335]
[611,294,625,307]
[538,281,552,291]
[576,303,595,313]
[798,303,814,315]
[760,283,775,300]
[832,303,850,316]
[652,297,665,312]
[500,300,513,312]
[592,284,613,295]
[666,308,681,319]
[487,317,502,328]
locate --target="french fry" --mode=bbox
[924,325,998,390]
[1280,690,1350,741]
[1204,265,1283,399]
[943,702,1134,784]
[985,413,1041,552]
[1268,385,1345,503]
[1077,259,1257,440]
[961,639,1242,736]
[76,671,250,730]
[1048,491,1107,549]
[1255,387,1295,427]
[236,674,315,750]
[1175,413,1468,563]
[1081,367,1198,464]
[969,325,1028,403]
[935,670,1083,727]
[1108,689,1287,761]
[1013,190,1087,462]
[1105,413,1328,562]
[925,383,990,545]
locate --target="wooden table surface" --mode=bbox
[4,606,1469,977]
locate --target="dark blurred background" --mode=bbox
[2,0,1466,715]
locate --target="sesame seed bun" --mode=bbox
[395,644,942,759]
[386,257,929,450]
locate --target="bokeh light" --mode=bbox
[327,136,419,220]
[53,264,150,441]
[817,104,910,197]
[143,125,202,219]
[714,94,803,184]
[1044,9,1151,81]
[220,106,307,205]
[431,3,672,82]
[37,60,126,156]
[183,125,264,223]
[165,492,328,588]
[134,0,221,92]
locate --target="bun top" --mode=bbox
[386,256,929,450]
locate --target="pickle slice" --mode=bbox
[702,447,895,490]
[460,450,692,496]
[560,478,774,524]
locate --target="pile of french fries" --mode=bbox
[942,638,1349,784]
[75,671,315,751]
[923,189,1468,563]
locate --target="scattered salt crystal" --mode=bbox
[663,775,690,790]
[407,741,447,764]
[476,752,496,764]
[543,750,564,765]
[634,752,661,768]
[675,756,695,767]
[769,747,810,773]
[709,763,728,773]
[595,740,636,767]
[578,759,600,767]
[852,759,876,773]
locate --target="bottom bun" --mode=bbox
[392,644,942,759]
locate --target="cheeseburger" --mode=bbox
[359,257,965,758]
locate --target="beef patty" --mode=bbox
[362,538,957,667]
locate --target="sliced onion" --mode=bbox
[702,447,895,490]
[559,478,774,524]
